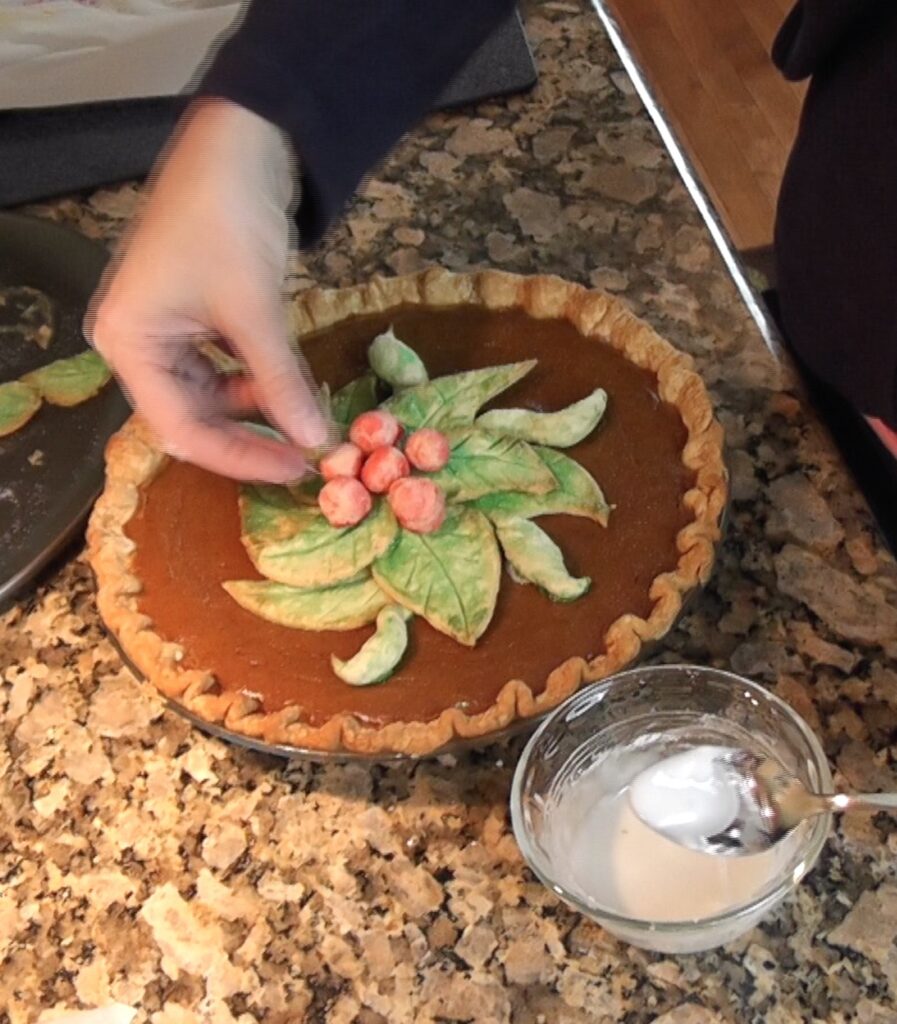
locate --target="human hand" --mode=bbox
[87,98,330,482]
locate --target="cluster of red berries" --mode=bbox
[318,410,451,534]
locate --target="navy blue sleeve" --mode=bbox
[772,0,889,79]
[774,0,897,426]
[198,0,516,248]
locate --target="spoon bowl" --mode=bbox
[632,747,897,856]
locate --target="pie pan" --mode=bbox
[89,269,728,758]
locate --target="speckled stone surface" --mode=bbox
[3,3,897,1022]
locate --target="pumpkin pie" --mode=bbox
[87,269,727,756]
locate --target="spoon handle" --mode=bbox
[826,792,897,813]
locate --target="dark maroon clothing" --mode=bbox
[774,1,897,428]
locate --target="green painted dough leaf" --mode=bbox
[318,381,332,421]
[198,338,244,375]
[289,476,324,506]
[0,381,41,437]
[430,429,556,502]
[331,373,379,428]
[471,446,610,525]
[384,360,537,431]
[495,518,590,602]
[0,286,54,349]
[368,327,428,389]
[249,498,399,588]
[242,421,284,442]
[476,387,607,447]
[372,506,500,645]
[239,484,312,548]
[331,604,412,685]
[22,350,110,407]
[223,575,388,630]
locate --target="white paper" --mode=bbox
[0,1,242,111]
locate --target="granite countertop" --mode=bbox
[3,2,897,1022]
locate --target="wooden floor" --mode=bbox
[604,0,806,251]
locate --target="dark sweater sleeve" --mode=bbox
[198,0,516,248]
[773,0,897,427]
[772,0,890,79]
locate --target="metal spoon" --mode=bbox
[693,749,897,856]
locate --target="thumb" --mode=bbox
[219,290,329,449]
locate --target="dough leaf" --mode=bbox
[430,428,556,502]
[197,338,244,375]
[476,387,607,447]
[239,484,312,547]
[22,350,110,407]
[495,518,591,601]
[318,381,332,420]
[331,372,379,428]
[223,575,388,630]
[0,381,41,437]
[249,498,399,588]
[368,327,428,389]
[242,421,284,443]
[331,604,412,685]
[372,506,500,645]
[471,446,610,525]
[384,360,536,431]
[289,475,324,506]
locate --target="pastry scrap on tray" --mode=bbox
[0,349,111,438]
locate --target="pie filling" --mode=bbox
[126,306,694,728]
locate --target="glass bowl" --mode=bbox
[510,665,832,954]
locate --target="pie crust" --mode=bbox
[87,269,727,756]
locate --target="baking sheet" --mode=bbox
[0,213,129,607]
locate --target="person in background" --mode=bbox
[90,0,897,482]
[773,1,897,459]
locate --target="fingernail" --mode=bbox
[269,467,307,485]
[289,411,329,449]
[265,451,308,484]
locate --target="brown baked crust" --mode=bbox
[87,269,728,756]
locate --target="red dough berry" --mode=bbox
[320,442,363,481]
[349,410,402,453]
[388,477,446,534]
[318,477,372,527]
[405,428,451,472]
[361,445,410,494]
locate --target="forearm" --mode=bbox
[197,0,517,245]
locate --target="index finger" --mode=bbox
[122,348,310,482]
